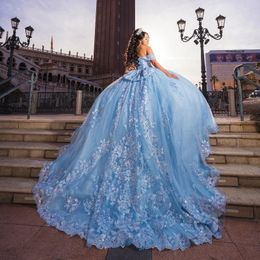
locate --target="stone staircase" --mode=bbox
[0,116,259,219]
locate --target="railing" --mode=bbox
[21,46,93,61]
[233,63,260,121]
[0,90,99,114]
[0,65,38,117]
[208,90,229,115]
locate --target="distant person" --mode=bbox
[225,54,233,62]
[33,28,225,251]
[216,54,224,62]
[235,53,243,62]
[245,54,254,62]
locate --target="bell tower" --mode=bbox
[93,0,135,77]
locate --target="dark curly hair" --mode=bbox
[124,28,147,71]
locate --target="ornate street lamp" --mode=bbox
[177,8,225,100]
[0,17,34,77]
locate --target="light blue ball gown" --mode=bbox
[33,53,226,251]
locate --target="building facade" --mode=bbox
[206,49,260,91]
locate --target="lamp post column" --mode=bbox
[7,29,16,78]
[198,21,207,100]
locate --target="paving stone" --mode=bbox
[152,242,243,260]
[0,204,44,226]
[235,244,260,260]
[21,226,107,260]
[0,223,41,251]
[107,246,152,260]
[224,218,260,245]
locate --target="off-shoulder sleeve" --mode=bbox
[147,53,156,61]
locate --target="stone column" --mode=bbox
[31,91,38,114]
[75,90,82,115]
[228,89,237,117]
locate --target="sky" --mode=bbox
[0,0,260,84]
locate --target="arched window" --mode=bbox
[70,64,74,72]
[0,51,4,63]
[48,73,53,82]
[18,62,27,71]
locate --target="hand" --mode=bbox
[166,72,179,79]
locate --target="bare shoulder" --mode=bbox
[146,46,154,55]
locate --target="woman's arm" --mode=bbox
[147,47,178,79]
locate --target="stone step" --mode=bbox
[219,187,260,218]
[0,128,73,143]
[0,118,82,131]
[0,177,259,219]
[0,157,259,189]
[0,141,259,166]
[0,157,48,178]
[0,141,64,159]
[0,177,37,204]
[1,128,259,147]
[0,116,259,133]
[215,164,260,188]
[209,146,260,166]
[217,120,260,133]
[210,133,260,147]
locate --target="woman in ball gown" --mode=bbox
[33,28,226,251]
